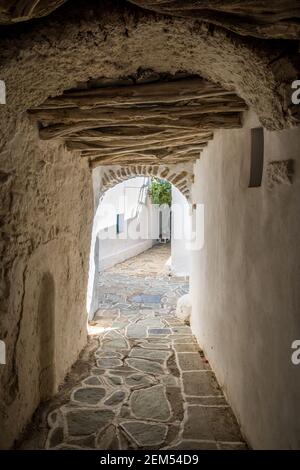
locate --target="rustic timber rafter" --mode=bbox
[29,77,248,166]
[34,79,238,109]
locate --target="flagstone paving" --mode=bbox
[41,244,247,450]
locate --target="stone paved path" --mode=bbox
[45,244,247,450]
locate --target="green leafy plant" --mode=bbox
[148,178,172,206]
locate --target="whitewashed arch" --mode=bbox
[98,164,194,201]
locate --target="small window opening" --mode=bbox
[116,213,124,234]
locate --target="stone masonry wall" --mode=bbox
[0,115,93,449]
[98,164,194,201]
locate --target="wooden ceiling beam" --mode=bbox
[64,135,212,153]
[66,129,214,145]
[80,144,206,160]
[36,113,243,140]
[38,121,221,140]
[37,78,236,109]
[89,153,200,167]
[30,100,247,125]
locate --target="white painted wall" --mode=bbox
[190,110,300,449]
[171,186,192,276]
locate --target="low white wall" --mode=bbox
[190,110,300,449]
[171,186,191,277]
[98,239,153,271]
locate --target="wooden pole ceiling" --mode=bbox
[29,77,248,166]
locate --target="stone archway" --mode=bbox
[98,164,194,201]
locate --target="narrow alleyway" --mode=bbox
[22,244,246,450]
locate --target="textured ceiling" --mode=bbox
[1,1,300,40]
[128,0,300,39]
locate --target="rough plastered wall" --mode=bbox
[0,115,93,449]
[190,110,300,449]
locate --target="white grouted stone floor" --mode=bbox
[44,244,247,450]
